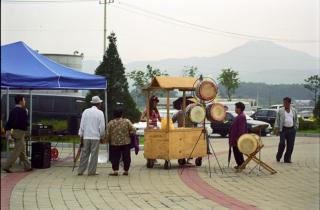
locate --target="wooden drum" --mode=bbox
[237,134,261,155]
[195,80,217,101]
[186,104,206,123]
[206,103,226,122]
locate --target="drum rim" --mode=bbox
[237,134,259,155]
[208,103,226,121]
[197,81,217,100]
[189,105,205,123]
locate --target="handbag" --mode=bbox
[130,133,139,155]
[128,121,139,155]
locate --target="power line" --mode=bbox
[4,0,97,3]
[3,0,319,44]
[116,4,239,40]
[118,1,319,43]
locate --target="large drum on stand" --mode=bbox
[206,103,226,122]
[237,134,261,155]
[186,104,206,124]
[195,80,217,101]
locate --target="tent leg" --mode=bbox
[28,90,32,157]
[6,88,9,152]
[104,87,109,162]
[104,88,108,123]
[29,90,32,138]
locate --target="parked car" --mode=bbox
[133,121,161,136]
[269,104,283,111]
[250,109,278,127]
[210,112,272,137]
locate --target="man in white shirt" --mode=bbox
[78,96,105,175]
[274,97,299,163]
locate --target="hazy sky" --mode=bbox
[1,0,319,63]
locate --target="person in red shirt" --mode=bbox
[140,95,161,128]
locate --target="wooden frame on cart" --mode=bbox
[143,76,207,169]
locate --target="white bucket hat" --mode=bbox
[90,96,103,104]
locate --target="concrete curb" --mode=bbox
[48,142,145,151]
[296,133,320,138]
[1,143,145,158]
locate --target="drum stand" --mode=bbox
[239,128,277,175]
[206,128,224,177]
[180,122,224,177]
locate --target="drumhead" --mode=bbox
[197,81,217,101]
[210,103,226,121]
[237,134,259,155]
[189,105,205,123]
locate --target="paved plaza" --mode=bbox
[1,136,319,210]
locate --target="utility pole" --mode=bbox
[100,0,114,125]
[103,0,107,55]
[101,0,114,56]
[101,0,114,163]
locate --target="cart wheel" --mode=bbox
[164,160,171,169]
[195,157,202,166]
[51,148,59,160]
[178,158,186,165]
[146,159,154,168]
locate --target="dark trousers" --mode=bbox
[276,127,296,162]
[109,144,131,171]
[233,146,244,166]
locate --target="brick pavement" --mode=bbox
[1,136,319,210]
[196,137,319,210]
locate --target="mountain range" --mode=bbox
[83,40,319,84]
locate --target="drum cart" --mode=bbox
[143,76,207,169]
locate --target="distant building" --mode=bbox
[42,53,83,70]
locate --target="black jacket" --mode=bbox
[5,106,29,131]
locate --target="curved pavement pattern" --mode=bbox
[1,136,319,210]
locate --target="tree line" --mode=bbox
[86,33,320,122]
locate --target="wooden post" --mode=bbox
[182,91,186,127]
[202,100,205,129]
[146,91,150,128]
[166,90,170,132]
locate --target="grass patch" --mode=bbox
[36,119,67,131]
[139,136,144,145]
[297,128,320,134]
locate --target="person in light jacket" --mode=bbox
[274,97,299,163]
[77,96,105,176]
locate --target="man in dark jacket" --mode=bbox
[2,95,32,173]
[229,102,248,169]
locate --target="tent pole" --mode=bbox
[6,89,9,122]
[29,90,32,140]
[104,85,108,162]
[104,89,108,123]
[6,88,9,152]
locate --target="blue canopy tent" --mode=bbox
[1,41,106,89]
[1,41,108,154]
